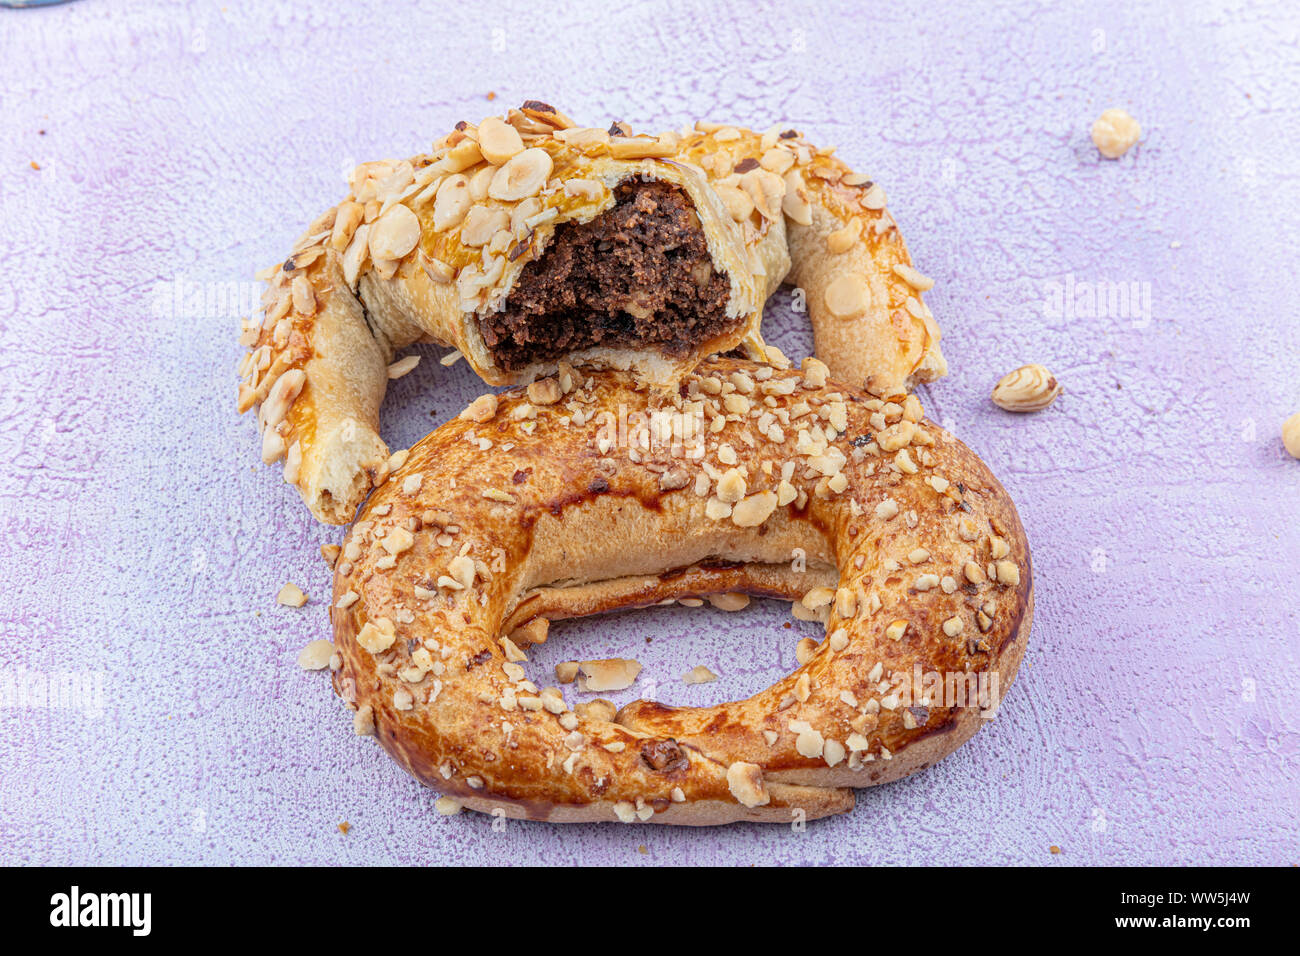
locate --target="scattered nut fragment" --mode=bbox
[1283,412,1300,459]
[276,582,308,607]
[726,761,770,808]
[387,355,420,380]
[991,364,1062,412]
[1091,108,1141,159]
[575,658,642,692]
[296,639,334,670]
[683,665,718,685]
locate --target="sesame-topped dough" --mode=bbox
[237,102,948,524]
[328,357,1028,825]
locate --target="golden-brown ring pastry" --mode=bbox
[237,103,947,524]
[329,356,1027,825]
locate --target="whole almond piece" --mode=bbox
[991,364,1061,412]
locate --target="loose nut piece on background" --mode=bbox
[991,364,1062,412]
[296,639,334,670]
[682,665,718,685]
[1091,108,1141,159]
[276,582,308,607]
[1283,412,1300,459]
[564,658,642,692]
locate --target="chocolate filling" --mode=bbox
[480,181,733,372]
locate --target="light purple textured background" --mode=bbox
[1,0,1296,866]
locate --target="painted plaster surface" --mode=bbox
[0,0,1296,864]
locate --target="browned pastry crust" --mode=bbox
[235,103,947,524]
[329,357,1028,825]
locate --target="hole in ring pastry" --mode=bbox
[330,357,1030,825]
[237,103,949,524]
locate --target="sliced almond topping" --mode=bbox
[527,377,562,405]
[995,560,1021,586]
[460,204,511,247]
[860,183,887,210]
[489,147,553,202]
[432,174,472,232]
[568,699,610,723]
[781,169,812,225]
[824,274,871,320]
[380,527,414,556]
[477,116,525,165]
[369,203,421,261]
[893,262,935,291]
[795,727,825,759]
[459,393,499,423]
[357,617,396,654]
[554,126,611,148]
[331,201,365,250]
[441,138,483,173]
[741,168,785,220]
[716,468,747,503]
[876,420,915,452]
[562,178,606,201]
[290,274,316,316]
[705,497,732,521]
[776,479,797,506]
[826,218,863,255]
[715,183,754,222]
[726,761,770,808]
[731,490,778,527]
[608,135,674,159]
